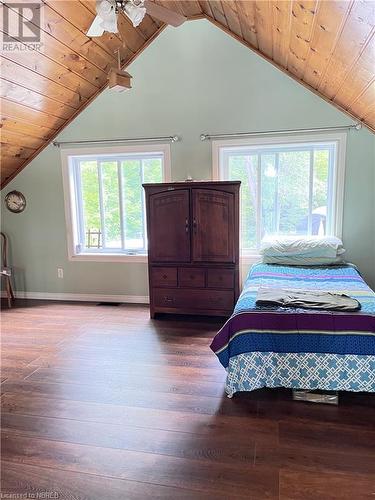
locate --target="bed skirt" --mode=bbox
[225,351,375,396]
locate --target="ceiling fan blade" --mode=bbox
[87,15,105,37]
[144,1,186,27]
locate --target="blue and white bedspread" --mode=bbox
[210,263,375,395]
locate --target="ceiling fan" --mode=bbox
[87,0,186,36]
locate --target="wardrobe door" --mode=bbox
[192,188,235,262]
[148,189,190,262]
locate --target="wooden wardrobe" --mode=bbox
[143,181,240,318]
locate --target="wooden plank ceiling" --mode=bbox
[1,0,374,187]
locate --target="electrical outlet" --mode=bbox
[57,268,64,279]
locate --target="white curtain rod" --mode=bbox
[53,135,180,147]
[200,124,362,141]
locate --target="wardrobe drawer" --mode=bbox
[178,268,205,288]
[207,269,234,289]
[151,267,177,287]
[154,288,233,311]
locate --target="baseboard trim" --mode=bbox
[1,291,149,304]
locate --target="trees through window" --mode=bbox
[63,146,169,258]
[216,138,343,254]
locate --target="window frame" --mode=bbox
[212,132,347,259]
[61,144,171,262]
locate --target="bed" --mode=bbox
[210,263,375,397]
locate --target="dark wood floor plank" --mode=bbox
[1,350,43,364]
[255,443,375,476]
[26,355,224,379]
[24,361,225,383]
[69,330,217,345]
[257,396,375,428]
[1,433,278,499]
[279,469,375,500]
[1,413,259,464]
[1,461,232,500]
[0,366,39,383]
[25,366,226,397]
[58,342,215,358]
[279,420,375,455]
[28,351,222,369]
[1,394,278,442]
[1,379,259,417]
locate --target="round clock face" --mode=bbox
[5,190,26,213]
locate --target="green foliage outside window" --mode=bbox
[80,157,162,250]
[228,148,330,250]
[81,161,101,237]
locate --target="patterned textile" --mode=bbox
[211,263,375,394]
[226,352,375,396]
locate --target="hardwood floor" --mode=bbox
[1,300,375,500]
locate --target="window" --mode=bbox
[62,145,171,261]
[213,133,346,255]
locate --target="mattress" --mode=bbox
[210,263,375,395]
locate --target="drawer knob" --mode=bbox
[164,296,173,303]
[163,274,167,279]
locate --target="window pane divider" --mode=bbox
[327,146,335,235]
[97,162,106,248]
[275,152,280,234]
[140,159,147,253]
[256,153,262,249]
[75,160,86,250]
[308,149,314,235]
[117,161,126,251]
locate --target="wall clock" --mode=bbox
[4,190,26,213]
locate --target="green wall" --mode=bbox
[2,19,375,297]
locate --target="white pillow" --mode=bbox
[260,236,345,259]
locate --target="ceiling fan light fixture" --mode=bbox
[87,0,186,37]
[97,0,118,32]
[123,1,146,27]
[100,15,118,33]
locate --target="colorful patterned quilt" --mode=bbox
[210,263,375,395]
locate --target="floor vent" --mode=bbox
[96,302,122,306]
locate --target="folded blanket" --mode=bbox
[256,286,361,312]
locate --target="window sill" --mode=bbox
[69,251,260,265]
[69,253,148,263]
[240,254,262,265]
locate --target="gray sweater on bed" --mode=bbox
[255,287,361,312]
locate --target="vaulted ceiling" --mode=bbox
[1,0,374,187]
